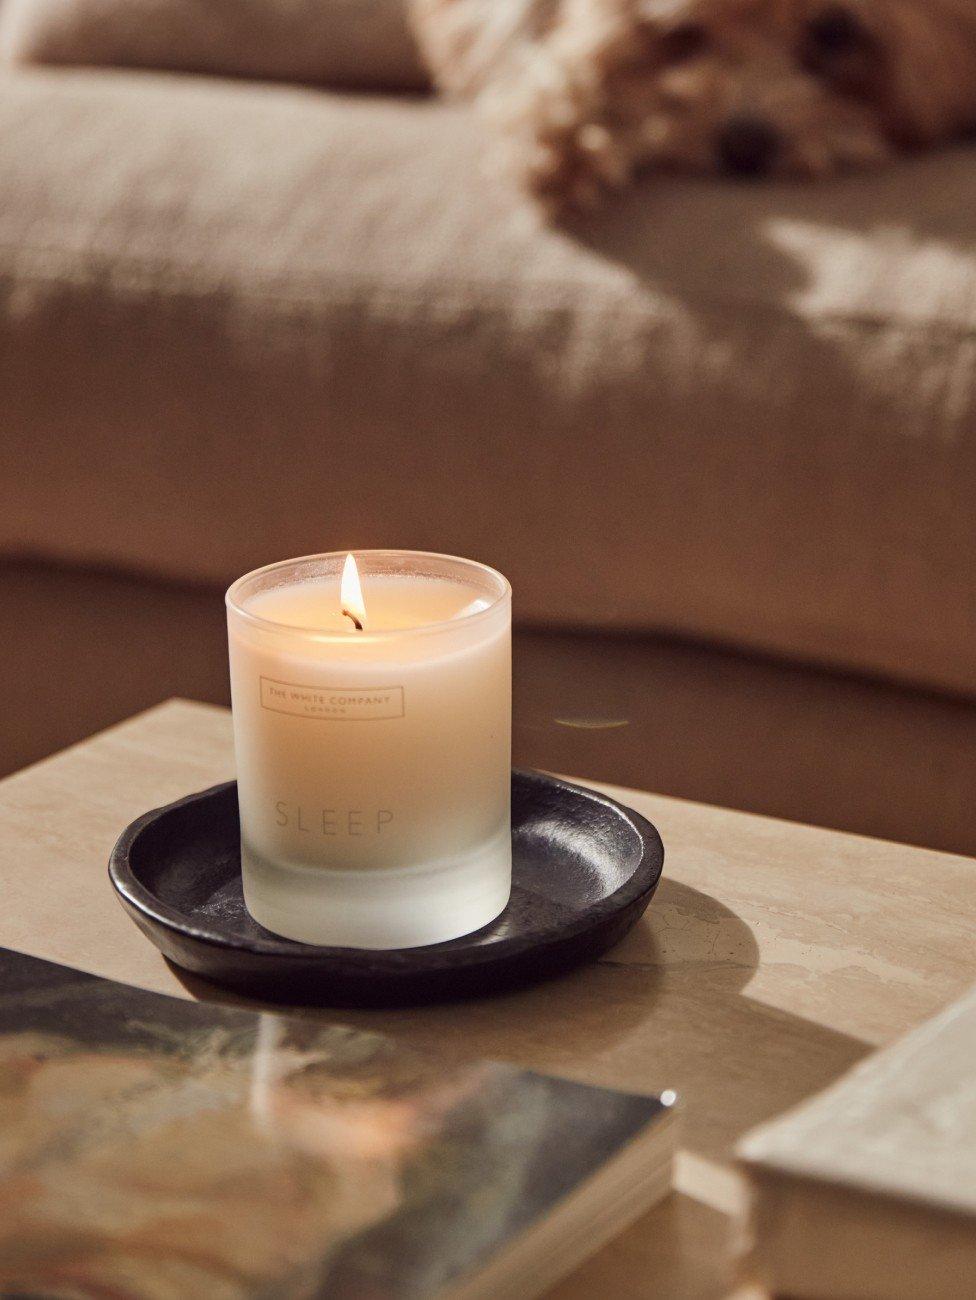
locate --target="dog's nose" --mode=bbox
[716,117,781,176]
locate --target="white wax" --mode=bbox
[227,554,512,948]
[247,576,491,632]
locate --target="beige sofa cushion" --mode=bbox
[1,68,975,698]
[0,0,429,90]
[6,563,976,859]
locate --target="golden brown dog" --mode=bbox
[411,0,976,206]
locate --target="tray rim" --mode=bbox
[109,769,664,974]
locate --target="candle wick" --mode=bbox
[342,609,364,631]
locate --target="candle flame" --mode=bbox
[341,553,366,630]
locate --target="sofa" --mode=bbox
[2,0,976,854]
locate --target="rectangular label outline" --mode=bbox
[260,677,405,721]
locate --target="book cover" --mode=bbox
[737,982,976,1300]
[0,948,674,1299]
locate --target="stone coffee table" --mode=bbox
[0,699,973,1298]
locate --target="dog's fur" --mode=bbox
[411,0,976,205]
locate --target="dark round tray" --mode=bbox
[109,773,664,1007]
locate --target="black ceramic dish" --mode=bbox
[109,773,664,1007]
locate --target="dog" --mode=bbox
[410,0,976,206]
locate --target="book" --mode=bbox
[0,947,676,1299]
[737,982,976,1300]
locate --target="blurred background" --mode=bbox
[2,0,975,854]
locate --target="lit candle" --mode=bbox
[226,551,512,948]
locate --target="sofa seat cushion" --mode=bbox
[1,68,975,697]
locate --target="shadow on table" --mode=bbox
[171,876,866,1164]
[547,1187,734,1300]
[326,880,866,1161]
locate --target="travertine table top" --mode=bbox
[1,699,973,1299]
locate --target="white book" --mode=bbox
[737,983,976,1300]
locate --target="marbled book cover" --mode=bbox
[0,949,668,1299]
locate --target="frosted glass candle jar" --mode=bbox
[226,551,512,948]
